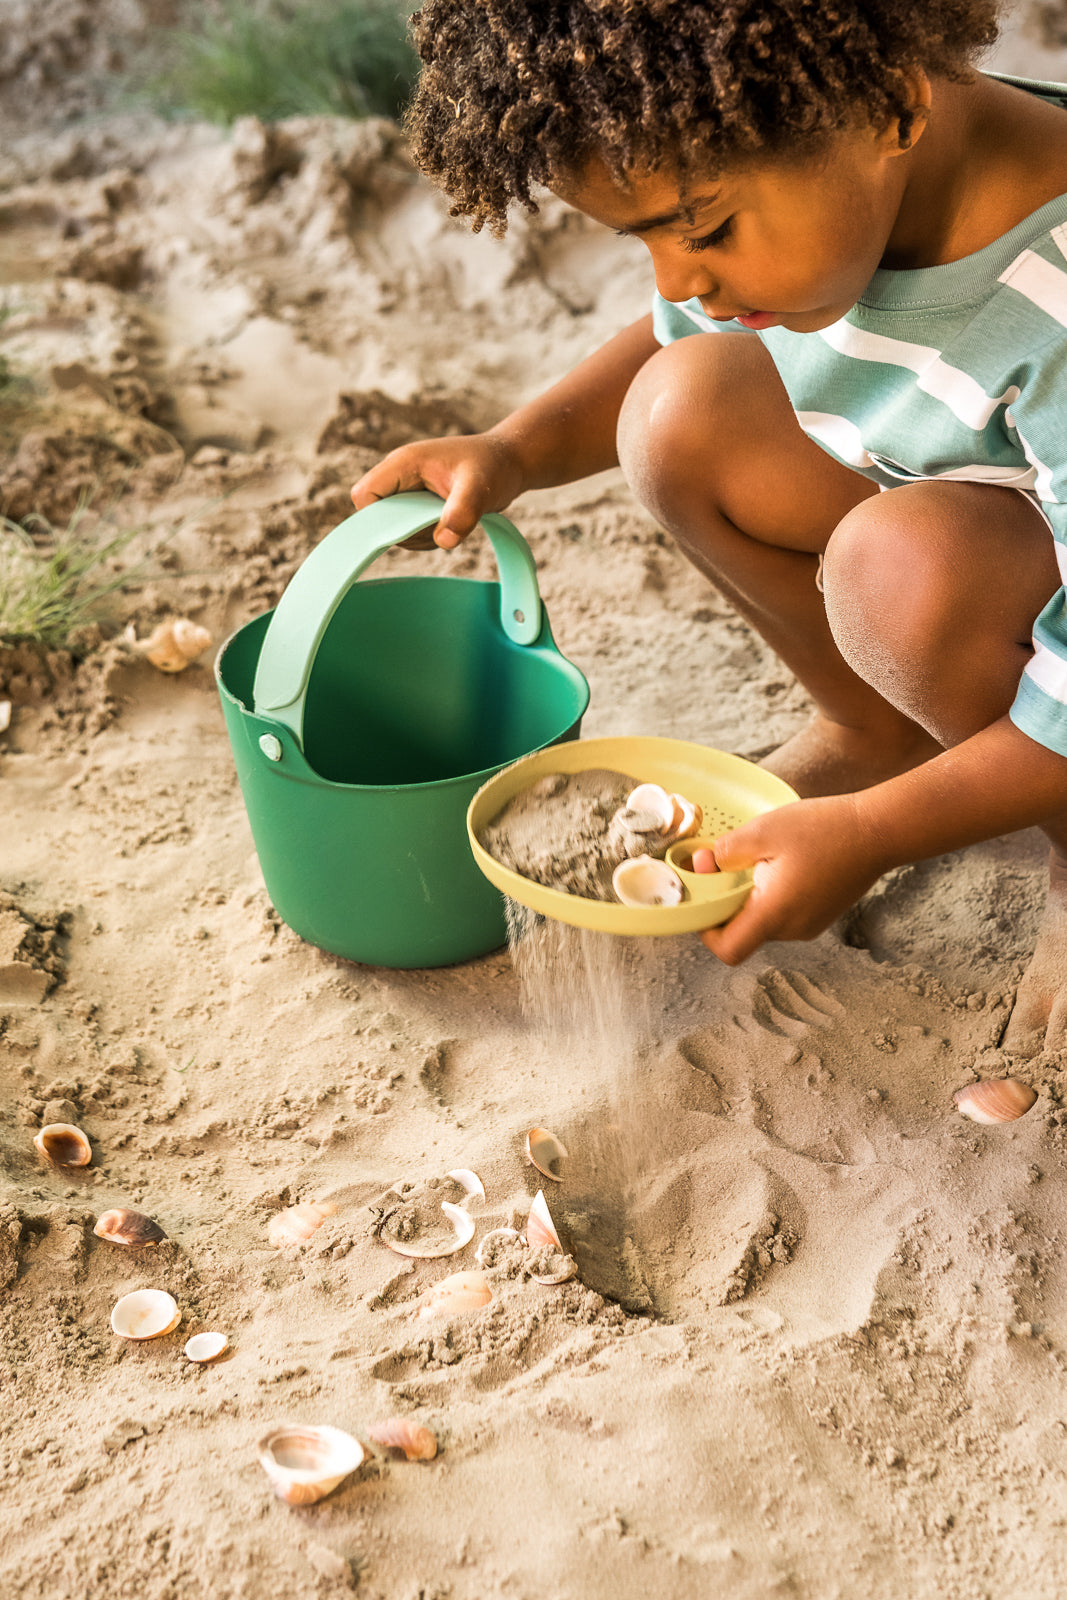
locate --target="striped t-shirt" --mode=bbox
[652,72,1067,759]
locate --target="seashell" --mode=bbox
[474,1227,521,1265]
[445,1168,486,1206]
[110,1288,181,1341]
[953,1078,1037,1125]
[528,1251,578,1287]
[125,617,212,673]
[94,1209,167,1247]
[366,1418,437,1461]
[525,1190,563,1254]
[34,1122,92,1167]
[258,1424,364,1505]
[382,1201,475,1259]
[526,1127,568,1182]
[0,700,10,733]
[612,854,684,908]
[267,1200,336,1248]
[184,1331,228,1363]
[416,1269,492,1319]
[663,794,703,845]
[624,783,676,832]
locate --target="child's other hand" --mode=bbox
[350,433,525,550]
[699,794,887,965]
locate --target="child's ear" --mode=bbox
[884,66,933,154]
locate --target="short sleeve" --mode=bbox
[652,291,722,344]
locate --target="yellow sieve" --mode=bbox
[466,735,798,937]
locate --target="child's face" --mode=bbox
[554,124,913,333]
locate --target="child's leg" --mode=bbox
[616,333,941,795]
[617,332,1067,1051]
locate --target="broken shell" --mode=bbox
[383,1201,475,1259]
[612,854,684,908]
[110,1288,181,1341]
[416,1269,492,1319]
[34,1122,92,1167]
[267,1200,336,1248]
[94,1209,167,1247]
[474,1227,521,1265]
[184,1331,228,1363]
[525,1190,563,1254]
[526,1127,568,1183]
[366,1418,438,1461]
[445,1168,486,1206]
[953,1079,1037,1125]
[258,1424,364,1505]
[624,783,676,832]
[125,617,212,673]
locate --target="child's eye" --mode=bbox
[683,218,733,252]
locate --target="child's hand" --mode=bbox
[699,793,887,964]
[350,433,526,550]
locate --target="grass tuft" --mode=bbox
[155,0,418,124]
[0,504,159,651]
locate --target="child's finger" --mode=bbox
[699,897,767,965]
[434,472,492,547]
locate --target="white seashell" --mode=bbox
[94,1209,167,1246]
[184,1331,228,1363]
[0,700,10,733]
[125,618,212,673]
[445,1168,486,1206]
[34,1122,92,1167]
[953,1079,1037,1125]
[624,783,676,832]
[110,1288,181,1340]
[258,1424,364,1505]
[612,854,684,908]
[416,1269,492,1319]
[525,1127,568,1182]
[366,1418,437,1461]
[529,1252,578,1287]
[474,1227,521,1265]
[525,1190,563,1254]
[383,1201,475,1259]
[267,1200,336,1248]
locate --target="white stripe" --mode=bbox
[1024,641,1067,704]
[1011,421,1058,503]
[795,411,873,468]
[999,248,1067,329]
[870,455,1038,489]
[1052,221,1067,269]
[1055,543,1067,588]
[820,319,1019,429]
[673,301,717,332]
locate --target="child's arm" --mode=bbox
[702,715,1067,963]
[350,314,660,547]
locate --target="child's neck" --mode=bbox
[883,71,1067,272]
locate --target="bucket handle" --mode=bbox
[252,491,544,744]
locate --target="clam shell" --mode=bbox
[525,1190,563,1254]
[663,794,703,845]
[34,1123,92,1167]
[624,783,676,832]
[94,1209,167,1247]
[445,1168,486,1206]
[474,1227,521,1265]
[612,854,684,908]
[529,1251,578,1286]
[366,1418,437,1461]
[416,1269,492,1319]
[125,618,212,673]
[110,1288,181,1341]
[953,1079,1037,1125]
[267,1200,336,1248]
[258,1424,364,1505]
[526,1127,568,1182]
[384,1201,475,1259]
[184,1331,228,1363]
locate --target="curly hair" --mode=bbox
[405,0,1000,231]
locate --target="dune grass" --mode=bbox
[156,0,418,124]
[0,505,154,651]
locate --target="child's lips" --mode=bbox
[733,311,777,330]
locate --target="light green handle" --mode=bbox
[252,491,544,745]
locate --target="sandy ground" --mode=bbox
[5,6,1067,1598]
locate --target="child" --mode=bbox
[351,0,1067,1056]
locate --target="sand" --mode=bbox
[4,5,1067,1597]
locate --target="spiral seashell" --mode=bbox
[94,1209,167,1247]
[953,1078,1037,1125]
[526,1127,568,1182]
[258,1424,364,1505]
[110,1288,181,1340]
[267,1200,336,1248]
[612,854,684,908]
[34,1123,92,1167]
[416,1269,492,1319]
[124,618,212,673]
[366,1419,437,1461]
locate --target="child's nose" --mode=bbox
[650,248,718,308]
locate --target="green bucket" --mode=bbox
[215,491,590,968]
